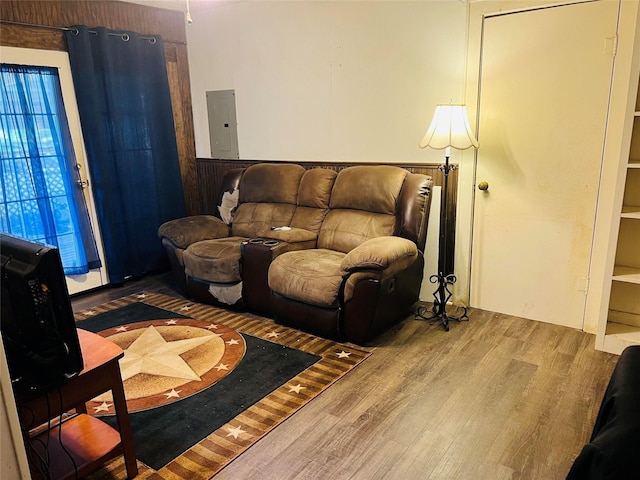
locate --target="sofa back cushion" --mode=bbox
[238,163,305,204]
[318,166,407,253]
[232,163,305,238]
[290,168,338,234]
[329,165,406,213]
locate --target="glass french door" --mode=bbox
[1,46,106,294]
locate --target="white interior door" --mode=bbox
[470,1,619,328]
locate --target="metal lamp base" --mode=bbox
[415,272,469,331]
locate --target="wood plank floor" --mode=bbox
[71,273,619,480]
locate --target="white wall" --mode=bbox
[186,0,468,163]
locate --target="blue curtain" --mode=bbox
[0,64,101,275]
[65,26,186,284]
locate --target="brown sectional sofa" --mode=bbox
[158,162,432,344]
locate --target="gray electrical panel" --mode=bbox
[206,89,239,159]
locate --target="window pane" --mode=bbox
[0,64,92,274]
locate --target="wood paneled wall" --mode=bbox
[196,158,459,274]
[0,0,199,215]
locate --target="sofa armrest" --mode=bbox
[256,227,317,244]
[158,215,230,249]
[340,236,418,276]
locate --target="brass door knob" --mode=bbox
[478,181,489,191]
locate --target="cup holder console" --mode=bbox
[248,238,279,247]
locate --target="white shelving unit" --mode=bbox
[593,5,640,354]
[599,85,640,354]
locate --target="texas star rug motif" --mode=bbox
[88,318,246,415]
[75,292,371,480]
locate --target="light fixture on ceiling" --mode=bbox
[186,0,193,24]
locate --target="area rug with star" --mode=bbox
[75,291,370,479]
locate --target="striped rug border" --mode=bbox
[78,292,371,480]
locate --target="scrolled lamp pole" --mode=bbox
[416,104,478,331]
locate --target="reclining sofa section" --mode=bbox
[158,162,432,344]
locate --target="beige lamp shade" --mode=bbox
[419,104,478,150]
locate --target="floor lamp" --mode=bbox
[416,104,478,331]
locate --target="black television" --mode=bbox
[0,233,84,393]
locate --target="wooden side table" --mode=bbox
[17,329,138,480]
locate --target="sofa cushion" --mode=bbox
[329,165,406,214]
[232,203,297,238]
[317,166,408,253]
[238,163,305,204]
[290,168,337,234]
[231,163,305,238]
[268,249,345,308]
[297,168,337,208]
[158,215,229,249]
[183,236,248,284]
[291,206,329,235]
[318,210,395,254]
